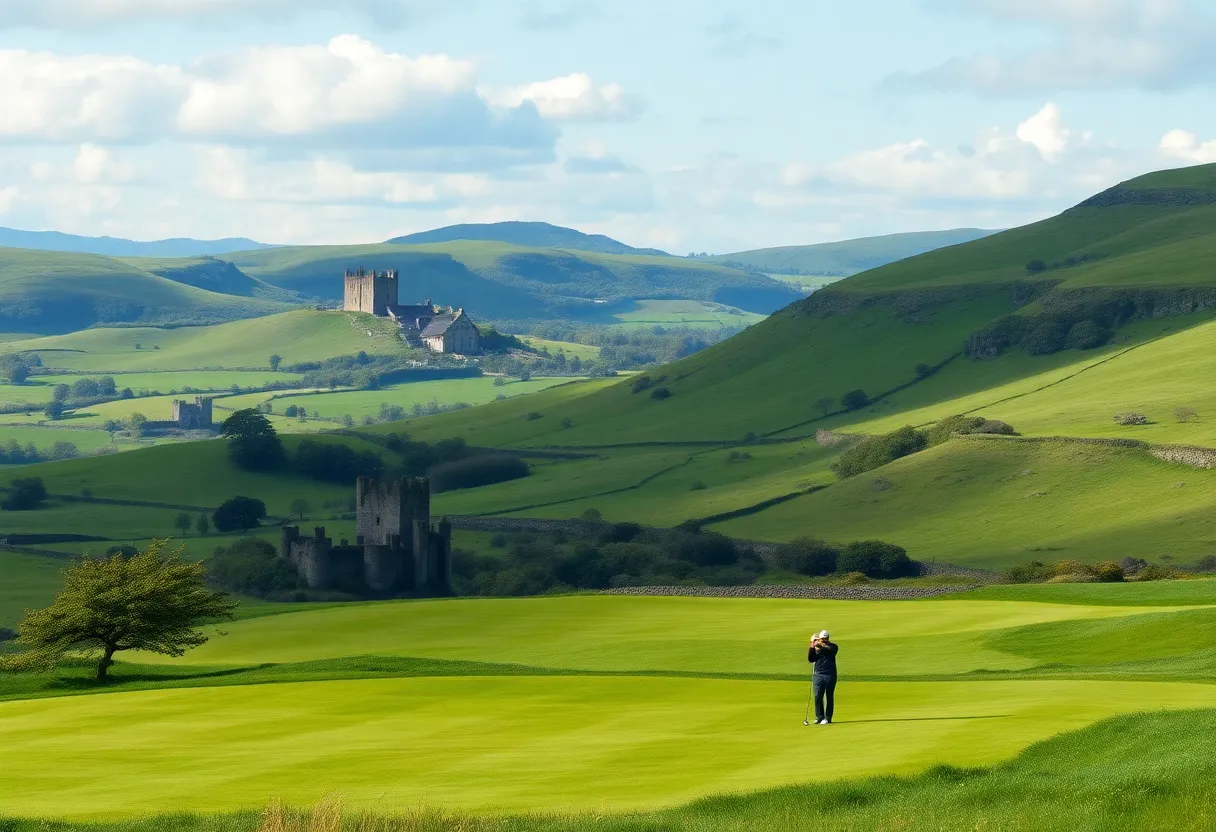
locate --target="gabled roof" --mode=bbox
[420,315,457,338]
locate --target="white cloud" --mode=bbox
[0,187,18,215]
[0,0,440,29]
[489,73,643,121]
[1159,129,1216,164]
[1016,103,1070,162]
[0,37,557,161]
[892,0,1216,94]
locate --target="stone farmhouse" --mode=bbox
[343,267,481,354]
[280,475,453,597]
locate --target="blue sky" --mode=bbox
[1,0,1215,251]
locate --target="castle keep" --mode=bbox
[281,476,453,596]
[342,266,480,354]
[171,396,213,429]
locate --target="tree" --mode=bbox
[2,477,47,511]
[519,369,532,382]
[174,512,192,536]
[12,542,237,681]
[221,409,285,471]
[269,354,282,372]
[841,389,869,411]
[1175,407,1199,424]
[51,384,71,403]
[43,401,66,421]
[125,412,148,438]
[195,513,210,536]
[98,376,117,396]
[814,397,834,417]
[212,496,267,533]
[341,414,355,428]
[1025,259,1047,274]
[289,498,311,521]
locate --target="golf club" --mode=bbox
[803,678,814,725]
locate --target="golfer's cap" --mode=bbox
[818,630,830,639]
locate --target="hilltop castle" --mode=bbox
[281,476,453,597]
[343,267,480,354]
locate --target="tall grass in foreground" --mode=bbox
[5,710,1215,832]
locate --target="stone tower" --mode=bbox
[343,267,399,316]
[281,476,452,597]
[171,396,213,429]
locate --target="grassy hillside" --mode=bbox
[230,241,800,319]
[0,227,269,258]
[709,228,997,277]
[2,310,405,371]
[387,221,669,256]
[0,247,290,333]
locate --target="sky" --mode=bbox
[2,0,1216,252]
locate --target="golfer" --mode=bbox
[807,630,839,725]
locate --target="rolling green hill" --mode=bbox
[708,227,998,277]
[0,247,292,333]
[0,227,269,258]
[386,220,669,256]
[229,241,800,320]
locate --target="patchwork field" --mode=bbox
[1,588,1214,821]
[603,299,766,330]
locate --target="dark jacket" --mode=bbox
[808,641,839,676]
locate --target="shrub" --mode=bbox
[524,412,543,421]
[1174,407,1199,423]
[43,401,66,421]
[295,440,383,483]
[206,538,300,598]
[283,405,299,417]
[0,626,16,642]
[630,376,652,394]
[774,538,839,577]
[1120,557,1149,575]
[2,477,47,511]
[1003,560,1056,584]
[832,426,927,479]
[649,387,671,401]
[212,496,267,533]
[834,571,870,586]
[690,480,707,491]
[837,541,914,578]
[428,454,530,493]
[1128,565,1181,582]
[1113,412,1148,426]
[914,363,932,379]
[1090,561,1126,583]
[1066,320,1110,350]
[581,508,603,522]
[561,416,574,429]
[1194,555,1216,573]
[1026,259,1047,274]
[840,389,869,411]
[1020,319,1069,355]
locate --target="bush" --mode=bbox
[1194,555,1216,573]
[1026,259,1047,274]
[650,387,671,401]
[1090,561,1126,583]
[774,538,838,577]
[524,412,543,421]
[630,376,652,394]
[212,496,267,533]
[832,426,927,479]
[837,541,915,578]
[295,440,383,483]
[1128,565,1181,582]
[428,454,530,493]
[206,537,300,598]
[1020,319,1069,355]
[581,508,603,522]
[1003,560,1056,584]
[1113,412,1148,426]
[690,481,707,491]
[0,626,17,642]
[2,477,47,511]
[840,389,869,411]
[1066,320,1110,350]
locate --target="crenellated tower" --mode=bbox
[343,267,399,316]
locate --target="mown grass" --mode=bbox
[603,300,765,330]
[8,710,1210,831]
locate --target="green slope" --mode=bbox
[0,247,290,333]
[709,228,997,277]
[386,220,669,256]
[229,240,800,319]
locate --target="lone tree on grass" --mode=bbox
[269,354,282,372]
[841,389,869,411]
[195,513,210,536]
[289,498,311,521]
[212,496,267,533]
[814,397,834,418]
[221,409,285,471]
[2,477,47,511]
[11,541,237,682]
[173,512,192,536]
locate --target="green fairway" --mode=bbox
[3,591,1216,820]
[3,675,1212,819]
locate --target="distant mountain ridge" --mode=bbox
[0,227,272,258]
[708,229,1000,277]
[386,221,670,257]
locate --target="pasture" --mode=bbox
[1,589,1214,821]
[605,299,765,330]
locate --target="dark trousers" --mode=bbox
[813,675,837,723]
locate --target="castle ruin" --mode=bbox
[281,476,453,596]
[171,396,213,429]
[342,266,480,354]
